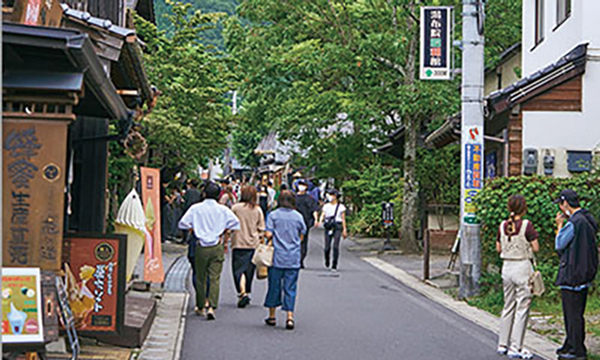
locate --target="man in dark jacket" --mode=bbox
[296,179,319,269]
[554,189,599,360]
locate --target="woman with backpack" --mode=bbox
[496,195,540,360]
[317,189,347,272]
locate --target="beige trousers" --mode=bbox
[499,259,533,350]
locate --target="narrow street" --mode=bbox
[180,229,541,360]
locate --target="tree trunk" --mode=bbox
[399,114,421,253]
[399,0,421,254]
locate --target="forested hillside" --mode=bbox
[154,0,239,48]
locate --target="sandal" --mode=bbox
[286,319,295,330]
[264,318,276,326]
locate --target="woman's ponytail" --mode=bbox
[506,195,527,241]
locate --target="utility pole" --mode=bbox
[459,0,485,298]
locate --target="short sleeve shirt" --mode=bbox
[266,208,307,269]
[496,219,539,243]
[322,203,347,223]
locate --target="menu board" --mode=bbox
[62,234,126,335]
[2,267,44,343]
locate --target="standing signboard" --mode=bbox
[140,167,165,283]
[2,267,44,344]
[381,202,395,228]
[420,6,453,80]
[62,234,126,335]
[3,119,69,271]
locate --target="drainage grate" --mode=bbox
[163,256,191,293]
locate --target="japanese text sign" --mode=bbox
[3,119,68,270]
[141,167,165,283]
[2,267,44,343]
[420,6,453,80]
[463,126,484,223]
[62,234,126,335]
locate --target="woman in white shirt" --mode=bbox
[317,189,347,271]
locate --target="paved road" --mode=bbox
[180,229,540,360]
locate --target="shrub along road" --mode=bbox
[180,228,543,360]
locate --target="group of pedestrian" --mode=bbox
[175,174,349,330]
[496,189,598,360]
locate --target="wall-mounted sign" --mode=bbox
[3,119,69,271]
[2,267,44,344]
[420,6,453,80]
[140,167,165,283]
[62,234,126,335]
[463,126,484,223]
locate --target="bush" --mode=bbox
[342,163,403,237]
[475,175,600,302]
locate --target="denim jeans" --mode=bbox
[264,267,300,312]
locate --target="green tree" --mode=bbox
[134,1,239,175]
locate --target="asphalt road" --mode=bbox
[180,228,540,360]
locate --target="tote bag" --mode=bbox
[252,243,274,268]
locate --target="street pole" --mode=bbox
[459,0,485,298]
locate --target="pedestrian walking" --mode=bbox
[258,184,270,217]
[554,189,598,360]
[264,191,307,330]
[295,179,319,269]
[219,183,237,208]
[231,185,265,308]
[183,179,203,291]
[317,189,347,271]
[267,181,277,210]
[178,182,241,320]
[496,195,540,360]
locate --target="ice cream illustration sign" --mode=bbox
[2,267,44,343]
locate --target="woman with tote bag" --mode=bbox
[496,195,540,360]
[231,185,265,308]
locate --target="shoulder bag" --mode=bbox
[324,203,341,231]
[529,254,545,297]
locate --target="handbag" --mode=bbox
[252,243,274,268]
[529,255,545,297]
[256,265,269,280]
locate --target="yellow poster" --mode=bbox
[2,267,44,343]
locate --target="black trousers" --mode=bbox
[300,228,311,266]
[561,288,588,357]
[324,224,342,269]
[232,249,256,294]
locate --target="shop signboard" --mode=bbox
[62,234,126,335]
[420,6,453,80]
[140,167,165,283]
[382,202,395,228]
[3,119,69,271]
[2,267,44,344]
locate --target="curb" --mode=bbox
[173,292,189,360]
[362,257,557,360]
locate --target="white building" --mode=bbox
[518,0,600,176]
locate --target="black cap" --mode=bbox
[326,188,339,196]
[298,179,307,186]
[553,189,580,205]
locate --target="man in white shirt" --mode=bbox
[267,181,277,210]
[179,182,240,320]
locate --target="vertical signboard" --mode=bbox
[62,234,126,335]
[2,267,44,343]
[420,6,453,80]
[140,167,165,283]
[3,119,68,271]
[463,126,484,223]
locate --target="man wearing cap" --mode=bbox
[554,189,599,360]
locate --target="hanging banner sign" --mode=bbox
[62,234,126,335]
[420,6,453,80]
[2,267,44,343]
[463,126,484,223]
[140,167,165,283]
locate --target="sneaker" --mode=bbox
[206,308,216,320]
[508,348,533,360]
[497,345,508,355]
[194,306,205,316]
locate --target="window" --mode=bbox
[534,0,545,46]
[557,0,571,27]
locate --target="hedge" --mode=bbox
[475,175,600,301]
